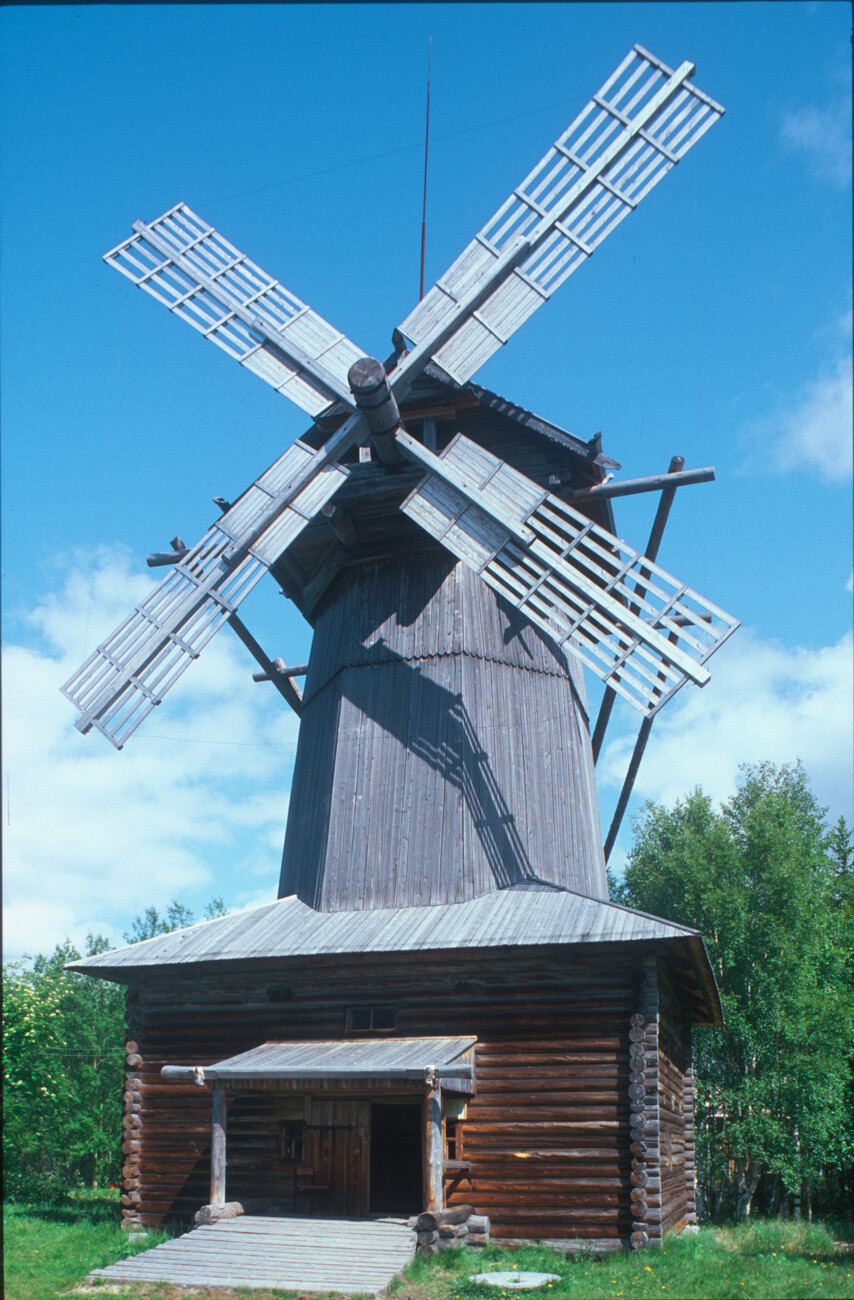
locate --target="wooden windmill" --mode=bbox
[66,46,735,1250]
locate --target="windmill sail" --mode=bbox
[398,430,738,716]
[104,203,365,417]
[62,437,354,749]
[395,45,723,386]
[66,45,733,749]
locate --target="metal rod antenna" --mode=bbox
[419,36,432,301]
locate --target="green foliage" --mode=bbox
[3,936,125,1202]
[122,895,227,943]
[3,1204,174,1300]
[3,898,228,1206]
[615,761,854,1221]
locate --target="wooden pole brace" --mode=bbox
[226,615,303,717]
[146,536,189,568]
[591,456,684,764]
[252,662,308,682]
[567,465,713,504]
[424,1072,444,1213]
[210,1082,227,1207]
[603,625,679,864]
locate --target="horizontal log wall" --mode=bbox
[628,955,661,1249]
[657,962,695,1236]
[121,946,685,1240]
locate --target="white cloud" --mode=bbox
[781,98,852,189]
[770,352,853,483]
[2,550,300,960]
[744,314,853,484]
[599,627,854,853]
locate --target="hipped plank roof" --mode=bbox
[68,886,721,1024]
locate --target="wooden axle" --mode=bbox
[348,357,404,465]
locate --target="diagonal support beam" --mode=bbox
[227,614,303,717]
[591,456,685,762]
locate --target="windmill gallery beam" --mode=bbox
[64,44,734,1252]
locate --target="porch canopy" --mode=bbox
[162,1037,476,1212]
[162,1035,476,1091]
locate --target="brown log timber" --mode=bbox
[113,948,699,1239]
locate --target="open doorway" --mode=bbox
[369,1102,423,1215]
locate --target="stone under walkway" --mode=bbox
[85,1215,417,1294]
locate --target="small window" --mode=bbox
[446,1118,460,1162]
[279,1121,304,1162]
[345,1005,397,1033]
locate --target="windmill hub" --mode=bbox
[348,355,403,462]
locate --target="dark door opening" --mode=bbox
[369,1102,423,1215]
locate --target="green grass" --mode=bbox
[3,1202,346,1299]
[4,1205,853,1300]
[395,1220,854,1300]
[4,1202,176,1300]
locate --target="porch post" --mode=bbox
[211,1082,227,1207]
[424,1070,443,1212]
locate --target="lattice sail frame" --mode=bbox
[399,431,739,717]
[396,45,723,386]
[104,204,365,418]
[65,44,730,747]
[62,436,354,748]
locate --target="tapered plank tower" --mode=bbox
[67,45,734,1249]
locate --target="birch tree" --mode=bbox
[616,762,854,1220]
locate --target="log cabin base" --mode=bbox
[72,927,714,1250]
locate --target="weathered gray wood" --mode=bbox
[592,456,685,765]
[252,662,309,682]
[566,466,713,503]
[278,555,609,910]
[394,48,722,388]
[210,1082,227,1207]
[399,434,737,718]
[348,357,403,465]
[227,616,303,717]
[87,1215,416,1292]
[424,1079,443,1212]
[321,501,359,546]
[147,545,190,568]
[416,1203,475,1230]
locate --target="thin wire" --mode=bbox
[419,36,432,301]
[137,735,296,747]
[199,96,574,210]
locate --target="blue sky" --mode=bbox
[2,3,851,958]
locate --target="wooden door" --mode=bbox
[305,1097,369,1217]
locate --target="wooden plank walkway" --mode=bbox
[86,1215,417,1293]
